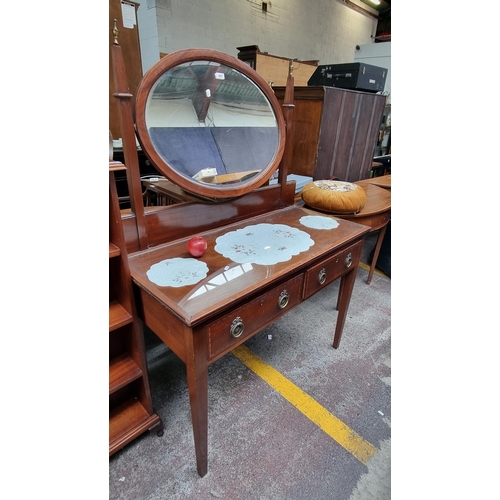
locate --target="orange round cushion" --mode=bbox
[301,180,367,214]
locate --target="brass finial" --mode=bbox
[113,19,119,44]
[288,60,294,76]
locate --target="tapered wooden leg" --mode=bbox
[336,278,343,311]
[333,268,357,349]
[186,332,209,477]
[366,224,387,285]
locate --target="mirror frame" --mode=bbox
[134,49,286,200]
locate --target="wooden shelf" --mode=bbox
[109,300,133,331]
[109,398,157,454]
[109,164,162,455]
[109,242,120,258]
[109,160,126,172]
[109,353,142,394]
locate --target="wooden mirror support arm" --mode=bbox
[278,61,295,200]
[111,23,149,250]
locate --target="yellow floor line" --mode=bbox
[232,345,377,465]
[359,261,388,277]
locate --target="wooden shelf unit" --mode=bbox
[109,162,162,456]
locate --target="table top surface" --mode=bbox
[339,181,391,219]
[356,175,391,190]
[128,205,369,326]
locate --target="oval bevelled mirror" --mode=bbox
[134,49,286,199]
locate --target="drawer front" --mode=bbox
[208,274,304,360]
[303,241,362,299]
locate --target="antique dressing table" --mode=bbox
[111,33,370,476]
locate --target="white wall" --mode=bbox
[354,41,391,102]
[137,0,379,74]
[137,0,161,73]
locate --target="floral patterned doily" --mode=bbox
[214,223,314,265]
[299,215,339,230]
[146,257,209,287]
[313,180,357,192]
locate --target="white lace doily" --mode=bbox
[214,223,314,265]
[146,257,209,287]
[299,215,339,230]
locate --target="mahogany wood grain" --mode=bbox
[111,46,371,476]
[346,184,391,218]
[109,401,160,455]
[128,205,369,476]
[335,183,391,285]
[109,167,162,455]
[111,43,149,250]
[333,268,358,348]
[133,289,188,362]
[186,327,210,477]
[109,1,143,140]
[129,205,367,326]
[278,69,295,198]
[207,274,304,360]
[109,353,143,393]
[109,160,127,172]
[109,242,120,258]
[109,301,133,331]
[122,182,296,253]
[356,174,391,190]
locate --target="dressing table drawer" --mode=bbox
[207,274,304,360]
[303,241,363,299]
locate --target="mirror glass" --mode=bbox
[136,54,284,198]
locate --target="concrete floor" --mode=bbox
[109,232,391,499]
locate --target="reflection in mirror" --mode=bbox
[144,61,279,186]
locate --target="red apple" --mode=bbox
[187,236,207,257]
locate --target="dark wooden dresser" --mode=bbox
[274,86,386,182]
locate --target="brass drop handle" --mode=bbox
[278,290,289,309]
[344,252,353,268]
[318,268,327,285]
[229,317,245,338]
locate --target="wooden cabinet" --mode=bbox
[273,86,386,182]
[109,161,162,456]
